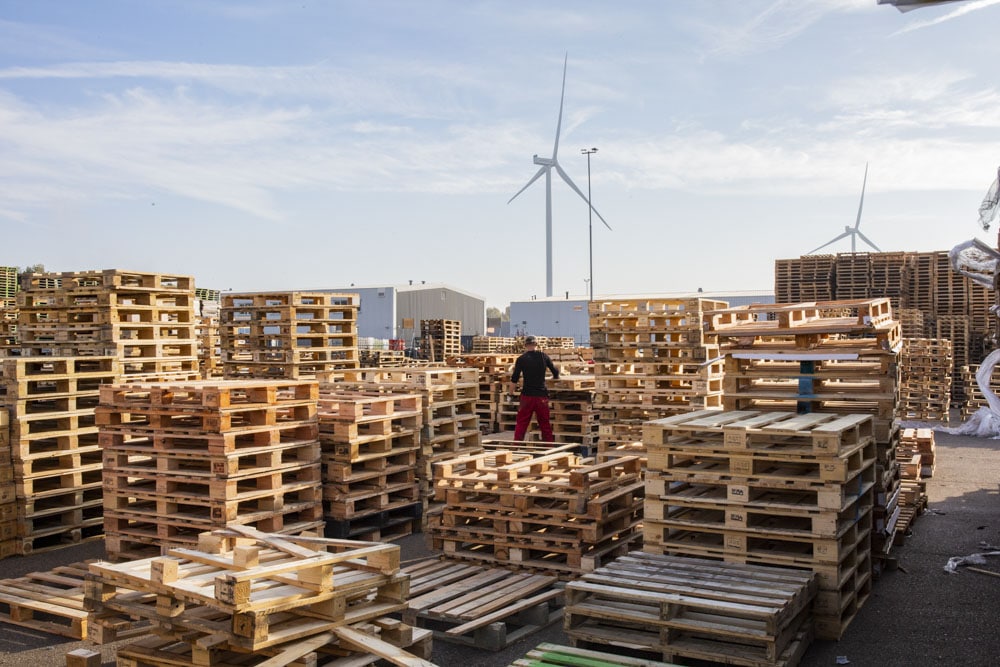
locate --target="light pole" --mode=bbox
[581,147,598,302]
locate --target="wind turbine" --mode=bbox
[807,163,881,254]
[508,54,611,298]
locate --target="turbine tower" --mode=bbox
[509,54,611,297]
[807,163,881,254]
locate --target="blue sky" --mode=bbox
[2,1,1000,307]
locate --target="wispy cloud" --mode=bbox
[700,0,871,57]
[0,19,119,60]
[891,0,1000,35]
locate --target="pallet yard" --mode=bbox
[0,260,987,667]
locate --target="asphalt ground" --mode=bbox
[0,429,998,667]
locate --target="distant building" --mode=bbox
[509,290,774,346]
[323,283,486,344]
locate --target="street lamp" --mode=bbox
[581,147,598,302]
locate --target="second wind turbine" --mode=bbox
[508,54,611,298]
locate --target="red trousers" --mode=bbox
[514,395,554,442]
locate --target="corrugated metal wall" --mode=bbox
[396,286,486,339]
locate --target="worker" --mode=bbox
[509,335,559,442]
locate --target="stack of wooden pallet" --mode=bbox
[707,298,900,575]
[470,336,519,353]
[642,411,875,641]
[420,319,461,361]
[896,427,933,541]
[0,410,11,558]
[85,526,433,666]
[897,338,952,421]
[1,356,119,557]
[450,353,517,432]
[898,308,928,338]
[328,367,483,499]
[221,292,359,379]
[871,251,907,314]
[590,297,727,462]
[97,380,324,560]
[316,390,424,541]
[835,253,872,301]
[427,450,644,576]
[563,551,818,666]
[936,315,971,400]
[16,269,199,380]
[196,298,222,379]
[959,363,1000,419]
[359,349,407,367]
[0,297,16,352]
[498,375,600,452]
[0,266,16,299]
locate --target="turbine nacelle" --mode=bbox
[533,156,555,167]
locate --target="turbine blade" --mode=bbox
[507,166,547,204]
[555,164,613,231]
[552,54,568,160]
[856,229,881,252]
[854,162,868,230]
[807,231,851,255]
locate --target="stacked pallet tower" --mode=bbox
[84,526,433,666]
[0,269,201,559]
[16,269,199,379]
[327,367,483,506]
[775,250,997,403]
[97,380,324,560]
[641,411,876,642]
[420,319,461,362]
[446,353,517,433]
[470,336,519,353]
[221,292,359,379]
[1,357,119,556]
[0,267,16,352]
[897,338,953,421]
[195,291,222,379]
[0,410,10,557]
[959,363,1000,419]
[692,298,901,635]
[427,450,644,577]
[316,389,424,541]
[589,297,728,462]
[896,427,933,539]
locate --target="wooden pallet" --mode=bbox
[564,551,815,667]
[402,559,563,651]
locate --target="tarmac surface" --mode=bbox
[0,429,997,667]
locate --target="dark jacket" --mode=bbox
[511,350,559,397]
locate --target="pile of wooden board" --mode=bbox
[221,292,359,379]
[589,297,727,463]
[897,338,952,421]
[317,389,424,541]
[85,526,434,666]
[15,269,199,380]
[427,450,643,576]
[420,319,461,361]
[642,410,875,641]
[562,551,817,667]
[97,380,324,560]
[1,356,119,556]
[329,367,483,502]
